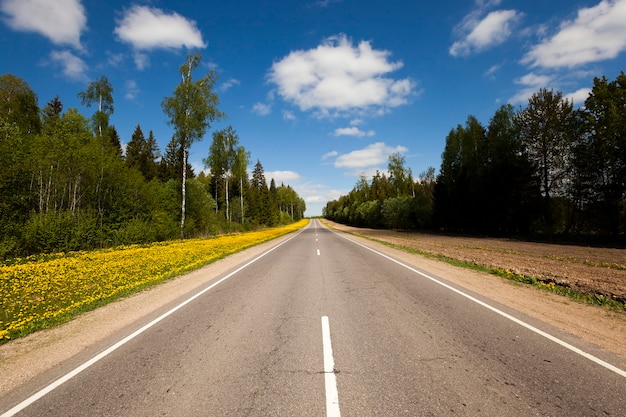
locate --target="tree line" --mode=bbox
[324,72,626,240]
[0,53,305,259]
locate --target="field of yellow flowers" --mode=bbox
[0,220,308,343]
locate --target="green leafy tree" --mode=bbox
[0,73,41,135]
[485,104,538,233]
[162,52,224,238]
[205,126,238,222]
[516,88,576,232]
[370,170,391,201]
[78,76,117,226]
[0,75,41,250]
[580,72,626,235]
[77,75,114,140]
[387,153,412,197]
[434,116,487,231]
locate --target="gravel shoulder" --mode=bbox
[1,223,625,398]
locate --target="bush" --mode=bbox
[20,210,100,254]
[113,218,156,245]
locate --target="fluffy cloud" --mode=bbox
[48,50,88,81]
[322,150,339,160]
[565,88,592,105]
[1,0,86,49]
[521,0,626,68]
[333,127,375,137]
[450,9,522,56]
[265,170,301,184]
[252,102,272,116]
[114,6,205,50]
[124,80,140,100]
[334,142,408,171]
[509,72,552,104]
[268,34,416,116]
[219,78,240,92]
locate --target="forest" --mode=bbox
[324,72,626,240]
[0,53,305,260]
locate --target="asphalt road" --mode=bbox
[2,219,625,416]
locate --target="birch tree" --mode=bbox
[162,52,223,238]
[77,76,113,140]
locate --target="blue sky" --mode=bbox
[1,0,626,216]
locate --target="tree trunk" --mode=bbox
[240,177,244,224]
[181,146,187,239]
[225,176,230,223]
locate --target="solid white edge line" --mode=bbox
[0,227,308,417]
[321,316,341,417]
[328,227,626,379]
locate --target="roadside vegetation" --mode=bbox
[0,220,308,343]
[0,52,305,261]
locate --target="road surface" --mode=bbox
[1,219,625,416]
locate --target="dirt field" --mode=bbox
[324,221,626,304]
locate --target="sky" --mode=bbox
[1,0,626,216]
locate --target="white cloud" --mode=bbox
[265,170,301,184]
[252,102,272,116]
[48,50,88,81]
[268,34,416,116]
[114,5,206,51]
[322,150,338,160]
[292,182,344,215]
[333,127,375,137]
[450,9,522,57]
[219,78,240,92]
[132,52,149,70]
[1,0,86,49]
[334,142,407,170]
[283,110,296,121]
[306,195,327,204]
[124,80,140,100]
[106,51,125,68]
[565,87,592,105]
[313,0,342,7]
[485,65,500,77]
[522,0,626,68]
[509,72,553,104]
[516,72,552,87]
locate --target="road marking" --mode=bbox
[0,229,307,417]
[331,230,626,379]
[321,316,341,417]
[317,249,321,256]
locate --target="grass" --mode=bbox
[0,220,308,343]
